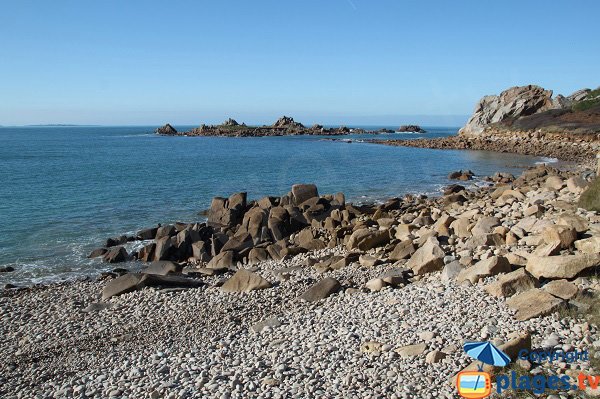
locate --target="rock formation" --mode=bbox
[459,85,555,136]
[155,123,177,135]
[397,125,426,133]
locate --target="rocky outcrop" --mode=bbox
[459,85,554,136]
[155,123,177,135]
[396,125,426,133]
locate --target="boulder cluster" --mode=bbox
[92,162,600,327]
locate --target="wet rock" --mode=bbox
[102,246,128,263]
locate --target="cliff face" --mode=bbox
[459,85,598,136]
[459,85,554,136]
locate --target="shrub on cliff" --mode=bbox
[573,88,600,111]
[579,177,600,211]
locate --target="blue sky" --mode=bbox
[1,0,598,126]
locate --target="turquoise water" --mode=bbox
[0,126,547,285]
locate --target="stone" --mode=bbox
[545,176,565,190]
[102,273,146,300]
[221,269,272,292]
[299,277,341,302]
[380,268,410,286]
[155,225,176,240]
[365,278,385,292]
[557,213,589,233]
[525,253,600,279]
[251,316,281,333]
[248,247,269,264]
[388,240,416,261]
[359,254,381,268]
[441,261,463,282]
[88,248,108,258]
[137,227,158,240]
[346,229,390,251]
[360,341,383,355]
[449,218,472,238]
[191,241,211,262]
[394,224,416,240]
[406,239,445,275]
[566,176,589,194]
[154,236,174,261]
[291,184,318,205]
[471,216,501,236]
[426,350,446,364]
[523,204,544,217]
[543,279,578,300]
[102,246,128,263]
[542,224,577,249]
[143,261,182,276]
[395,343,427,358]
[484,268,539,297]
[208,193,247,228]
[459,85,554,136]
[465,233,505,249]
[575,237,600,254]
[533,241,561,257]
[206,251,235,270]
[456,256,512,284]
[506,288,564,321]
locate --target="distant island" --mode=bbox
[26,124,100,127]
[155,116,427,137]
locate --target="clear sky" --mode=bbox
[1,0,598,126]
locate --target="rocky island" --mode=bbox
[155,116,352,137]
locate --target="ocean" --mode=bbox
[0,126,549,285]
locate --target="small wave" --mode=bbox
[535,157,558,165]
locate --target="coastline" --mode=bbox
[3,154,600,397]
[370,129,600,164]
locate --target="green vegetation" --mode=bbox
[573,88,600,112]
[579,177,600,212]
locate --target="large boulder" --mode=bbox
[206,251,235,270]
[299,277,341,302]
[459,85,554,136]
[388,240,416,261]
[346,229,390,251]
[484,268,539,297]
[406,239,445,275]
[221,269,272,292]
[237,207,269,243]
[506,288,564,321]
[102,246,129,263]
[541,224,577,249]
[291,184,318,205]
[471,217,501,236]
[456,256,511,284]
[525,253,600,279]
[143,261,182,276]
[207,192,247,228]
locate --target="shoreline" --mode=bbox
[369,129,600,164]
[3,156,600,397]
